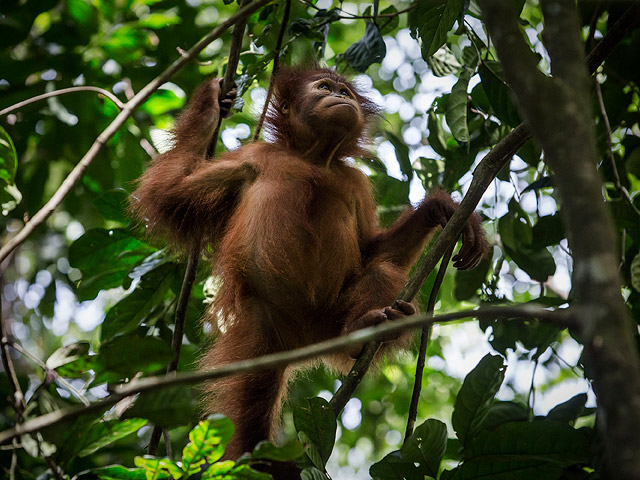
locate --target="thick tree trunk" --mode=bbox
[478,1,640,478]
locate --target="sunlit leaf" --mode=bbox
[409,0,466,59]
[370,419,447,480]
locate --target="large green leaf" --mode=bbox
[446,68,472,143]
[409,0,466,59]
[370,419,447,480]
[79,465,147,480]
[454,256,490,301]
[101,262,178,341]
[123,385,198,430]
[94,188,130,223]
[293,397,336,468]
[446,421,592,479]
[182,415,235,474]
[69,228,156,300]
[498,201,556,281]
[479,61,521,127]
[59,418,147,461]
[93,335,174,384]
[452,354,506,445]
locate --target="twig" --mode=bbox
[163,429,173,458]
[0,304,572,445]
[327,3,638,416]
[254,0,291,141]
[0,0,272,268]
[148,241,200,455]
[0,86,125,116]
[403,243,454,444]
[8,341,89,406]
[594,79,640,218]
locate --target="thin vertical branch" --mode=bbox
[403,243,454,444]
[253,0,292,141]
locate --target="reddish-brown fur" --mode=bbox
[130,68,487,477]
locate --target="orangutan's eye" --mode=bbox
[318,82,330,90]
[340,88,351,97]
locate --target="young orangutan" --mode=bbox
[131,68,487,473]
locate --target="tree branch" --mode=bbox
[0,304,572,445]
[0,86,125,116]
[404,243,454,444]
[478,0,640,477]
[0,0,272,267]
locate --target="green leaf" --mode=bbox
[93,336,174,384]
[479,61,521,127]
[204,462,272,479]
[450,421,592,479]
[65,418,148,459]
[250,440,305,462]
[378,6,399,35]
[94,188,130,223]
[498,201,556,281]
[182,415,235,473]
[409,0,466,59]
[138,10,181,29]
[479,310,562,358]
[522,176,554,194]
[427,110,449,157]
[479,401,529,432]
[69,228,156,300]
[293,397,336,468]
[101,262,177,341]
[452,354,506,445]
[300,466,330,480]
[426,46,461,77]
[383,131,413,180]
[446,68,473,143]
[370,419,447,480]
[80,465,147,480]
[532,214,565,248]
[46,341,90,369]
[454,256,490,301]
[0,125,18,185]
[344,22,386,73]
[123,385,197,430]
[546,394,589,423]
[140,88,185,116]
[631,253,640,293]
[134,456,174,480]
